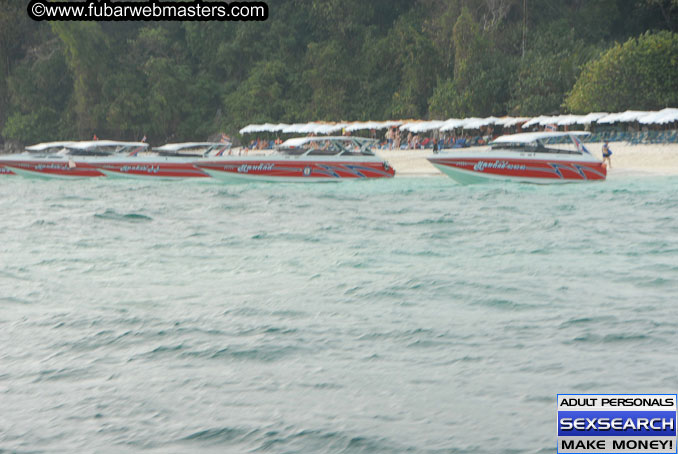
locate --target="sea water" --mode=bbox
[1,175,677,453]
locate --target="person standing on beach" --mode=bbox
[602,141,612,168]
[386,128,394,150]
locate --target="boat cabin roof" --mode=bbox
[65,140,149,150]
[155,142,230,152]
[26,141,78,151]
[490,131,591,155]
[491,131,589,145]
[280,136,373,146]
[278,137,377,157]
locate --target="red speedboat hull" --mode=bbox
[92,161,210,179]
[197,159,395,182]
[0,166,15,175]
[1,158,104,178]
[428,156,607,184]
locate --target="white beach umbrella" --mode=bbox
[439,118,465,131]
[298,123,318,134]
[412,120,445,133]
[316,123,346,134]
[597,110,648,124]
[459,118,483,130]
[463,117,499,130]
[522,116,548,128]
[537,115,562,126]
[345,121,380,132]
[281,123,306,134]
[638,108,678,124]
[556,115,585,126]
[495,117,530,127]
[398,122,418,132]
[239,124,260,134]
[381,121,403,129]
[577,112,608,124]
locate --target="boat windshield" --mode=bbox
[489,132,590,155]
[63,141,149,156]
[490,140,581,155]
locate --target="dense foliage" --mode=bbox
[1,0,678,144]
[565,30,678,112]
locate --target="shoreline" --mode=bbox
[376,142,678,177]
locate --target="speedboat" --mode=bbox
[0,141,78,176]
[0,141,114,178]
[195,137,395,182]
[2,140,216,179]
[427,132,607,184]
[0,142,77,176]
[85,142,230,179]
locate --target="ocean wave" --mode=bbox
[94,209,153,222]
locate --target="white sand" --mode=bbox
[375,142,678,177]
[375,149,441,176]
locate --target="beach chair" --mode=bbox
[629,131,643,145]
[646,130,657,143]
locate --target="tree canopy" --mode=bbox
[565,30,678,112]
[1,0,678,145]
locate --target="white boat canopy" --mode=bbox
[280,136,377,148]
[155,142,229,152]
[66,140,149,150]
[26,141,78,151]
[491,131,590,144]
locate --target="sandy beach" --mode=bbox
[375,142,678,177]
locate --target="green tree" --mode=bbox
[388,16,442,118]
[303,40,355,120]
[565,30,678,112]
[223,60,296,127]
[51,22,112,136]
[2,108,61,144]
[0,3,40,135]
[509,20,598,115]
[4,0,678,146]
[429,7,513,117]
[428,77,457,117]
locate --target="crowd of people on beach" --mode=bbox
[381,127,490,152]
[241,123,678,160]
[243,127,492,153]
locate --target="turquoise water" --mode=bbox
[1,175,677,453]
